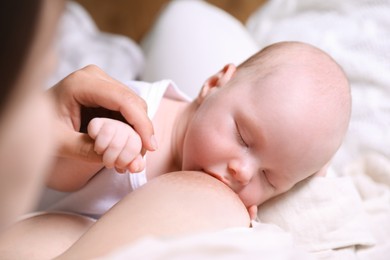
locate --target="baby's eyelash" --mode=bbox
[235,122,248,147]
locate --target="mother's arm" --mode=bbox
[58,171,250,259]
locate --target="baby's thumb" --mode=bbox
[57,129,102,163]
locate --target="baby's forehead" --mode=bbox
[240,44,342,86]
[243,65,321,99]
[235,49,348,124]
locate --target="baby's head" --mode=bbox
[182,41,351,218]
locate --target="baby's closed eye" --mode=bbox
[234,121,248,147]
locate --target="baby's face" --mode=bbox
[182,66,338,209]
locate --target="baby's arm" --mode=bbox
[47,118,144,191]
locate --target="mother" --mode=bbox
[0,0,249,259]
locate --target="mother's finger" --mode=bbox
[57,128,102,162]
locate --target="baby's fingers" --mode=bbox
[88,118,115,155]
[114,136,143,172]
[88,118,105,139]
[102,129,132,168]
[127,154,145,173]
[88,117,143,170]
[115,155,145,174]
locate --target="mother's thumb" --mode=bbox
[57,130,102,162]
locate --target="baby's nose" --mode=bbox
[228,159,254,186]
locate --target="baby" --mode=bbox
[47,41,351,220]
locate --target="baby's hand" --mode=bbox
[87,118,144,173]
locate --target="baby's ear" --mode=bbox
[196,64,236,104]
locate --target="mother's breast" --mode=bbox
[141,171,251,229]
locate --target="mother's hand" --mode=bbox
[48,65,157,162]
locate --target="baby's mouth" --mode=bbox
[202,169,231,189]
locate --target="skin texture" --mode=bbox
[0,172,249,260]
[57,172,250,259]
[0,213,94,260]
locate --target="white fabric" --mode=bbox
[128,171,147,191]
[47,80,188,219]
[258,177,375,252]
[101,225,313,260]
[345,153,390,259]
[48,1,144,87]
[140,0,259,99]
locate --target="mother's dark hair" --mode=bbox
[0,1,42,114]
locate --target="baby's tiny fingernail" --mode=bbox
[131,161,140,172]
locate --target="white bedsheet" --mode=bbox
[101,225,313,260]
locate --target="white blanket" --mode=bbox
[345,153,390,259]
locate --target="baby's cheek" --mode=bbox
[183,127,221,169]
[238,179,274,207]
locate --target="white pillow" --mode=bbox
[140,0,258,99]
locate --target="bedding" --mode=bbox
[49,0,390,259]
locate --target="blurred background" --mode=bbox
[74,0,267,42]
